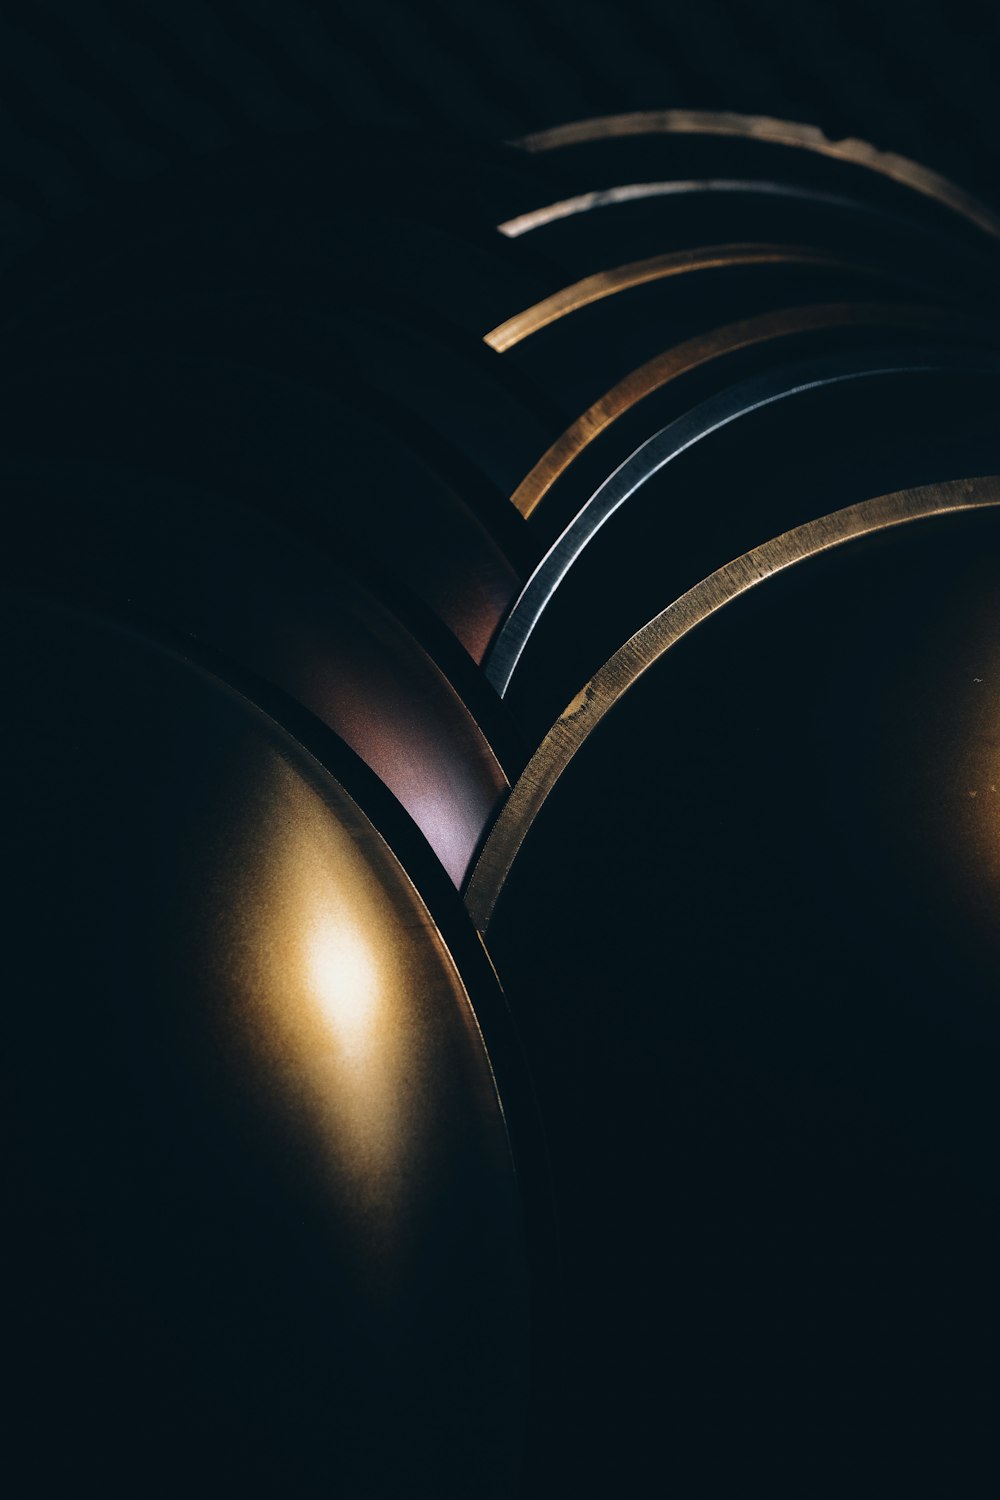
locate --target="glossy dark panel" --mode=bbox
[3,591,528,1498]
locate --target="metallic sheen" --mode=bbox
[4,594,527,1495]
[507,301,964,520]
[498,177,869,238]
[488,336,999,699]
[515,110,1000,242]
[467,475,1000,928]
[483,242,875,351]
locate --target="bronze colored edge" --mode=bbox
[465,476,1000,930]
[514,110,1000,243]
[511,302,971,520]
[484,243,869,352]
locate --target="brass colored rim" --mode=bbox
[514,110,1000,243]
[465,475,1000,930]
[511,301,968,520]
[483,242,875,352]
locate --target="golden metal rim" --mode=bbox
[465,475,1000,930]
[511,301,969,520]
[513,110,1000,243]
[484,242,876,352]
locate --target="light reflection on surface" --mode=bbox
[305,912,381,1066]
[200,744,505,1278]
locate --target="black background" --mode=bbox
[0,0,997,273]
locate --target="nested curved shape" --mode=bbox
[486,340,1000,727]
[496,178,999,301]
[0,352,523,663]
[19,276,559,528]
[3,459,512,887]
[3,590,528,1497]
[468,475,1000,928]
[472,482,1000,1493]
[498,119,1000,302]
[507,301,971,522]
[513,109,1000,245]
[484,241,928,419]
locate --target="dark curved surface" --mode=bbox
[3,588,528,1498]
[9,254,565,512]
[2,459,512,886]
[0,350,522,662]
[0,16,998,1494]
[483,500,1000,1496]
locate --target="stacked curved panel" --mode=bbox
[6,115,1000,1496]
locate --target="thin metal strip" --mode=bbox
[491,327,996,706]
[515,110,1000,243]
[509,302,963,520]
[498,177,866,237]
[483,242,870,351]
[466,475,1000,929]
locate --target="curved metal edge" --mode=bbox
[498,177,868,237]
[0,452,526,784]
[489,332,1000,699]
[8,580,523,1154]
[483,242,875,352]
[510,302,968,520]
[514,110,1000,243]
[0,454,524,898]
[466,476,1000,931]
[125,601,557,1341]
[18,582,564,1319]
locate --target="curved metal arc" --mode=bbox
[31,587,500,1056]
[146,603,546,1307]
[489,330,993,697]
[510,302,962,520]
[54,590,526,1162]
[483,242,874,352]
[515,110,1000,243]
[466,476,1000,931]
[498,177,870,238]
